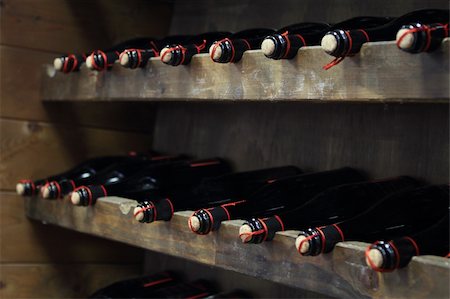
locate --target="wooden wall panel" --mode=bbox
[1,192,144,263]
[0,45,157,132]
[0,264,141,298]
[151,102,449,184]
[170,0,449,34]
[1,0,173,53]
[0,118,152,191]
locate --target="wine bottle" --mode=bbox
[204,290,252,299]
[160,32,231,66]
[209,28,275,63]
[189,168,366,236]
[89,271,178,298]
[15,154,145,197]
[296,185,449,256]
[321,9,449,69]
[119,35,191,69]
[365,211,449,272]
[71,158,231,206]
[85,38,158,71]
[136,166,301,224]
[396,22,449,53]
[53,53,89,73]
[41,155,178,200]
[262,17,393,60]
[241,176,421,244]
[149,280,216,299]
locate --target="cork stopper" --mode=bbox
[160,47,172,63]
[119,52,130,66]
[295,235,311,254]
[70,191,81,205]
[261,38,276,56]
[134,206,145,222]
[189,215,201,232]
[239,224,252,243]
[396,28,415,49]
[16,183,25,196]
[321,34,338,54]
[366,248,384,269]
[53,58,63,71]
[209,43,222,60]
[41,186,51,199]
[85,55,94,70]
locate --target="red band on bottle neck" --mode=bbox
[403,236,420,256]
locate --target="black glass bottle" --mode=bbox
[119,35,191,69]
[136,166,301,224]
[365,210,449,272]
[242,176,421,244]
[209,28,275,63]
[396,22,449,53]
[321,9,449,69]
[89,271,178,298]
[71,158,231,206]
[190,168,366,237]
[160,32,231,66]
[296,185,449,256]
[42,155,178,200]
[262,17,393,60]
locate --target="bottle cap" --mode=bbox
[209,42,222,61]
[16,183,25,196]
[188,215,201,232]
[133,206,145,222]
[295,235,311,254]
[321,34,339,54]
[366,248,384,268]
[70,191,82,205]
[53,58,64,71]
[396,27,416,50]
[261,38,276,56]
[119,52,130,67]
[239,224,253,243]
[85,54,94,70]
[160,47,173,63]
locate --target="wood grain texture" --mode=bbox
[0,45,157,131]
[24,196,450,299]
[169,0,449,34]
[41,41,450,103]
[0,118,152,191]
[0,263,141,298]
[143,251,329,299]
[0,192,144,263]
[151,102,449,184]
[0,0,173,53]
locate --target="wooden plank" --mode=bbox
[151,102,449,184]
[41,40,449,103]
[169,0,449,34]
[0,263,141,298]
[0,0,172,53]
[0,118,152,191]
[24,196,450,299]
[143,250,329,298]
[0,45,157,131]
[0,192,144,263]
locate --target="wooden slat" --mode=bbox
[169,0,449,34]
[151,102,449,184]
[41,41,449,103]
[0,45,157,131]
[25,197,450,299]
[0,118,152,191]
[0,263,141,298]
[143,250,329,298]
[0,192,144,263]
[0,0,172,53]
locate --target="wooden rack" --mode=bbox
[41,40,449,103]
[25,197,450,299]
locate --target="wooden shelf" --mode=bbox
[25,196,449,299]
[41,40,449,103]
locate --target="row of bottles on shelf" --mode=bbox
[17,151,449,273]
[90,271,250,299]
[53,9,448,73]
